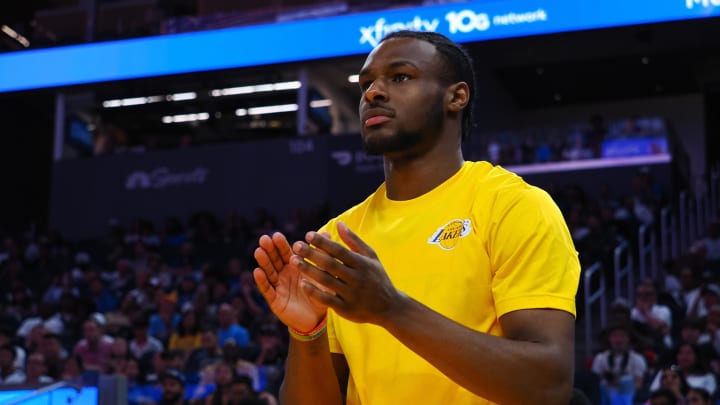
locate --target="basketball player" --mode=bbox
[254,30,580,404]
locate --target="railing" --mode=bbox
[660,206,678,261]
[679,191,690,253]
[4,381,82,405]
[711,164,719,221]
[638,224,658,281]
[614,240,634,303]
[696,178,711,234]
[583,262,606,361]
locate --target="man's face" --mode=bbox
[161,378,184,402]
[228,382,253,403]
[26,353,47,378]
[217,306,233,327]
[201,331,217,349]
[40,336,61,356]
[357,37,448,156]
[83,321,100,342]
[608,329,629,352]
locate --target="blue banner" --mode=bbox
[0,0,718,93]
[602,137,670,158]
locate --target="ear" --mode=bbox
[446,81,470,113]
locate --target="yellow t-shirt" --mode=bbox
[321,161,580,405]
[168,333,202,353]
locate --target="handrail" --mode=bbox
[679,191,689,253]
[711,164,719,221]
[708,163,720,220]
[4,381,82,405]
[583,261,606,361]
[614,240,634,303]
[638,224,657,281]
[696,180,709,235]
[660,206,677,261]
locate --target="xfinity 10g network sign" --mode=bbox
[0,0,718,93]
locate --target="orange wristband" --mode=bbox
[288,313,328,341]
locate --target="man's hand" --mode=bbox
[254,232,328,332]
[290,221,404,326]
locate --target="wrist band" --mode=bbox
[288,313,328,341]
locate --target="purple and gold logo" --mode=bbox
[428,219,471,250]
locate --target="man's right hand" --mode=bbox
[253,232,328,332]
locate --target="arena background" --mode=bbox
[0,1,719,404]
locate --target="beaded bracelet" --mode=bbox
[288,313,328,342]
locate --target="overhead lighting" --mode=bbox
[102,96,164,108]
[347,74,359,83]
[211,81,302,97]
[234,100,330,117]
[103,95,161,108]
[1,25,30,48]
[161,112,209,124]
[249,104,298,115]
[310,99,332,108]
[167,92,197,101]
[103,92,194,108]
[235,103,299,116]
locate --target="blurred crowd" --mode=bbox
[0,166,717,405]
[467,115,669,167]
[0,207,327,405]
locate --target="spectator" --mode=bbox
[87,277,119,313]
[0,328,26,372]
[148,294,177,344]
[24,352,53,384]
[121,356,157,405]
[39,332,67,380]
[647,388,678,405]
[632,280,674,350]
[168,308,201,355]
[0,344,24,384]
[591,322,648,396]
[60,355,84,380]
[186,329,223,377]
[129,317,164,361]
[73,317,114,371]
[106,336,130,374]
[17,301,63,338]
[649,343,717,396]
[216,304,249,347]
[204,362,237,405]
[159,369,189,405]
[226,375,258,405]
[685,386,712,405]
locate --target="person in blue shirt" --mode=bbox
[216,303,249,347]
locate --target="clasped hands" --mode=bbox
[253,221,402,332]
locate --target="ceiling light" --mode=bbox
[1,25,30,48]
[347,74,359,83]
[167,92,197,101]
[248,104,298,115]
[102,95,165,108]
[210,81,301,97]
[310,99,332,108]
[161,112,210,124]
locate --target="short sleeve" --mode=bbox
[488,185,580,318]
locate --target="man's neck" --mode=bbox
[384,152,464,201]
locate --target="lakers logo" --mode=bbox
[428,219,471,250]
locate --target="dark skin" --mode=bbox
[253,37,575,405]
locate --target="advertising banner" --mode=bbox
[2,0,719,92]
[50,138,329,239]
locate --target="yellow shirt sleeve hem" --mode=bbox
[496,294,577,319]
